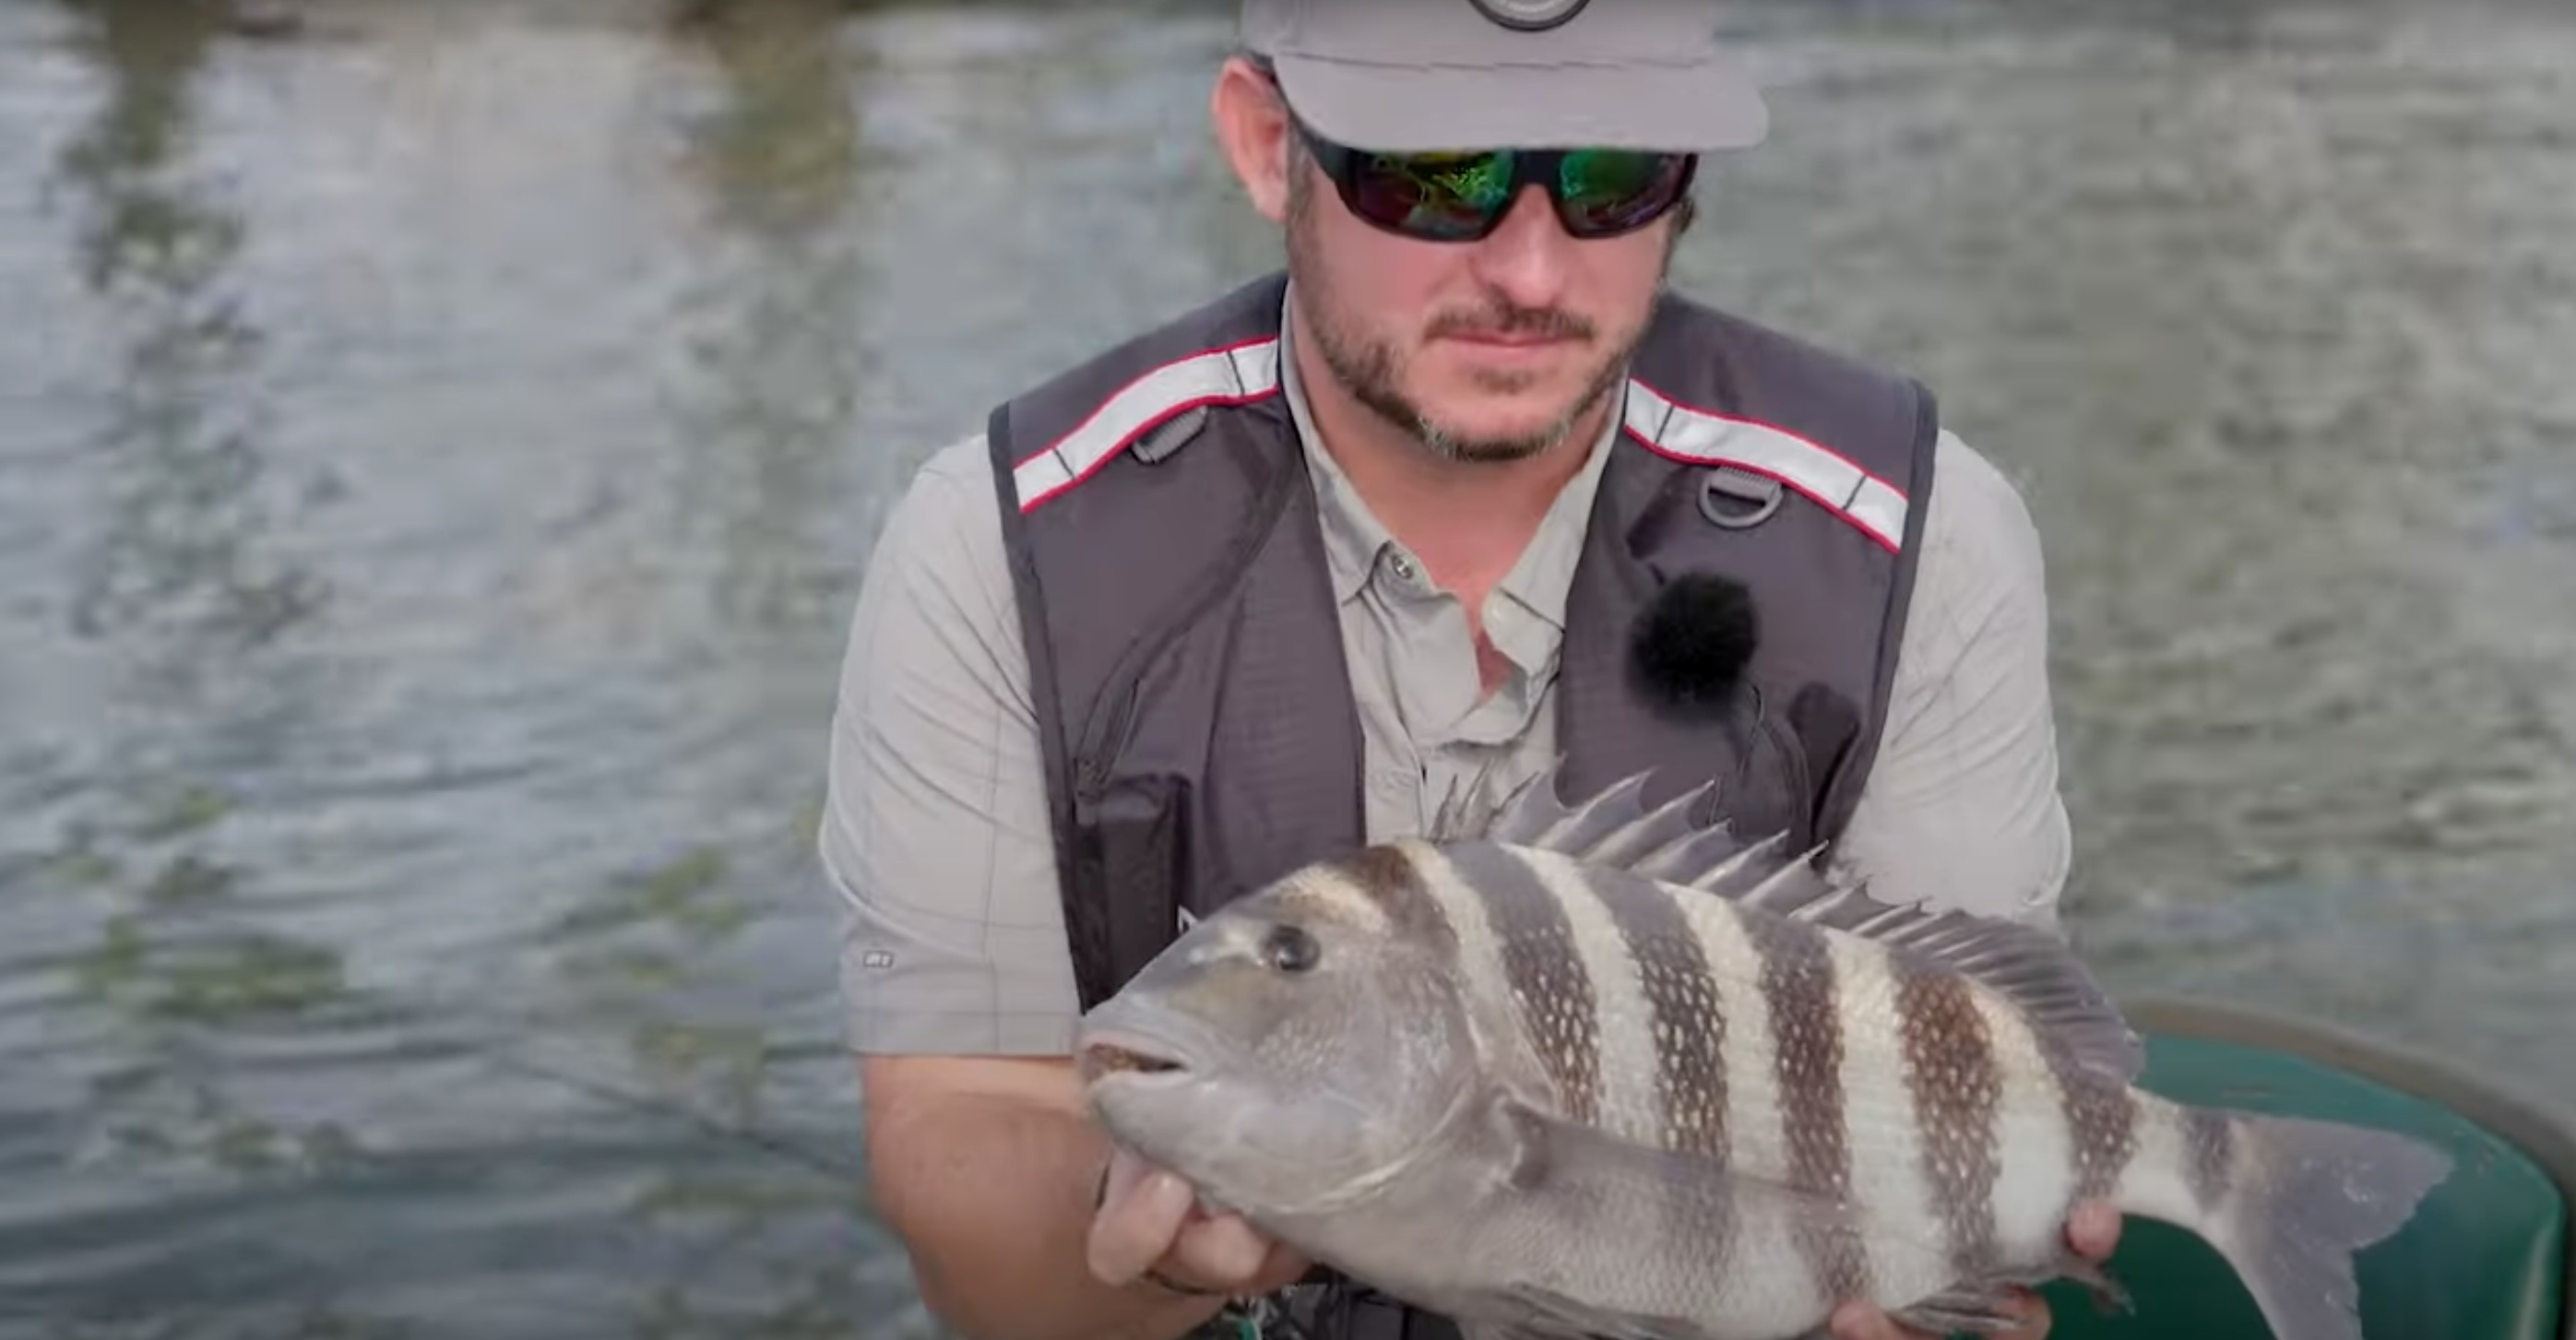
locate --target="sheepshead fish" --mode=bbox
[1073,766,2452,1340]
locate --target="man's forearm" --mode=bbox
[869,1081,1229,1340]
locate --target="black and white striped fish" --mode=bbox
[1074,766,2452,1340]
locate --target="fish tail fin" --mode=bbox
[2197,1110,2452,1340]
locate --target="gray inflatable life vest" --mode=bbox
[983,269,1939,1340]
[985,270,1937,1015]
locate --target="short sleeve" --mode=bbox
[816,433,1083,1056]
[1830,430,2074,928]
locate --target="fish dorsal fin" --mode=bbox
[1753,865,2143,1082]
[1452,760,1778,894]
[1444,763,2140,1082]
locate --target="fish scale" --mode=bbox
[1452,841,1607,1128]
[1969,988,2079,1261]
[1513,847,1679,1149]
[1893,963,2004,1279]
[1077,763,2455,1340]
[1582,847,1729,1158]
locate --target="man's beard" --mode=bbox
[1285,170,1656,466]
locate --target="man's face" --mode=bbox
[1282,132,1685,465]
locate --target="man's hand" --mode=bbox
[1827,1201,2122,1340]
[1087,1144,1312,1300]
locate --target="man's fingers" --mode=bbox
[1086,1149,1197,1286]
[1824,1300,1909,1340]
[1086,1144,1305,1298]
[2000,1288,2052,1340]
[1248,1238,1316,1295]
[1097,1144,1158,1210]
[1169,1210,1273,1286]
[2068,1199,2123,1259]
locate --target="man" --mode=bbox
[825,4,2119,1340]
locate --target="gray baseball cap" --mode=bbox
[1239,0,1768,154]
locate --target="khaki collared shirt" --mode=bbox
[820,301,2073,1055]
[1280,291,1620,848]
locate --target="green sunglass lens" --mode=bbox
[1559,149,1682,231]
[1348,150,1514,239]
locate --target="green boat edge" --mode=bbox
[2047,993,2576,1340]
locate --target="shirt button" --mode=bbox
[1386,551,1417,582]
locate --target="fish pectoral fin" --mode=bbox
[1486,1097,1884,1238]
[1483,1091,1574,1194]
[1478,1091,1728,1201]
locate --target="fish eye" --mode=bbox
[1261,923,1320,974]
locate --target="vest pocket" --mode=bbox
[1716,677,1818,855]
[1077,774,1186,1004]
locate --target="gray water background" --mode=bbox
[2,0,2571,1334]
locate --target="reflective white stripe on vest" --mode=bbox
[1622,380,1910,551]
[1015,338,1283,511]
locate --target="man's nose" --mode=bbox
[1467,184,1576,312]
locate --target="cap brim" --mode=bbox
[1270,54,1768,155]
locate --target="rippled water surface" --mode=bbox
[3,0,2571,1335]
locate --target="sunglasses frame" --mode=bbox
[1283,110,1700,244]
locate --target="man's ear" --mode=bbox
[1211,55,1292,224]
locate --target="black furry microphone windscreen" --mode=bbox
[1627,573,1760,720]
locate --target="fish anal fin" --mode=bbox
[1888,1256,2133,1337]
[1885,1286,2027,1337]
[2057,1253,2135,1316]
[1461,1326,1565,1340]
[1471,1289,1721,1340]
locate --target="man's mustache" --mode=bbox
[1426,303,1596,342]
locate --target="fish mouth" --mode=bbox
[1075,1029,1194,1085]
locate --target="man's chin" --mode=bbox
[1413,420,1577,463]
[1411,389,1603,458]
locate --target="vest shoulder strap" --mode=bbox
[996,274,1290,515]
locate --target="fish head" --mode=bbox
[1075,848,1482,1214]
